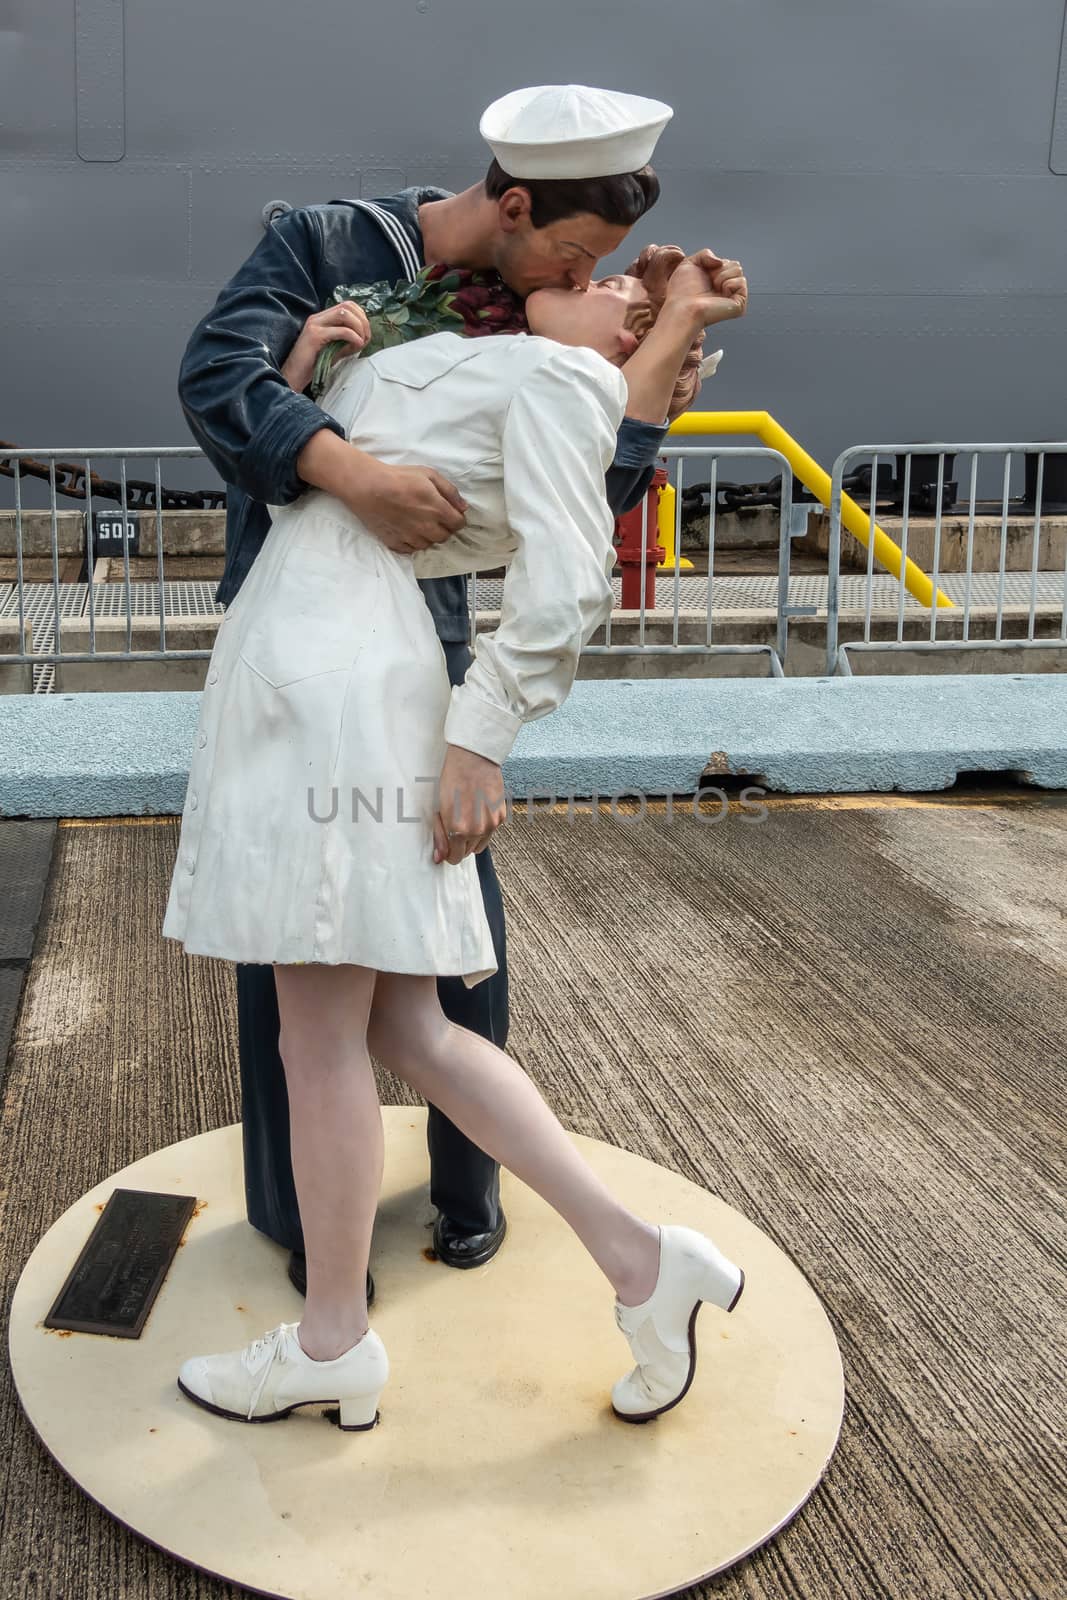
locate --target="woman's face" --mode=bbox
[524,274,652,364]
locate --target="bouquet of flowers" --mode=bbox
[309,263,529,400]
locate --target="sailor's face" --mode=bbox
[494,200,632,295]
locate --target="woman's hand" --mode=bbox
[281,301,372,393]
[432,745,508,864]
[623,243,745,420]
[665,249,749,327]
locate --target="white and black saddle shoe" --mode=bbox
[611,1224,745,1423]
[177,1321,389,1431]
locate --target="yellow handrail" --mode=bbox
[669,411,954,609]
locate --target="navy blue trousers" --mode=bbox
[235,638,509,1252]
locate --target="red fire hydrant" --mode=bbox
[613,465,667,611]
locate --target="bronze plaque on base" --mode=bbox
[44,1188,197,1337]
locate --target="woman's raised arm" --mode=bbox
[441,344,626,768]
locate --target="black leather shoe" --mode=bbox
[432,1208,507,1269]
[287,1250,375,1306]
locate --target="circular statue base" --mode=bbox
[10,1109,843,1599]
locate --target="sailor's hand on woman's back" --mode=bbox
[432,745,509,865]
[296,429,469,552]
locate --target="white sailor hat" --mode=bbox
[480,84,673,179]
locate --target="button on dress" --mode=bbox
[161,332,626,987]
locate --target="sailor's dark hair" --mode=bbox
[484,159,660,229]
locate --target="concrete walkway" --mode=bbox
[1,792,1064,1597]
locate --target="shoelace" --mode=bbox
[615,1300,647,1335]
[614,1304,679,1406]
[613,1305,660,1405]
[241,1324,293,1420]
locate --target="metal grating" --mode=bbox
[0,584,90,694]
[2,572,1064,695]
[0,580,225,623]
[88,581,226,619]
[0,581,220,692]
[819,571,1067,614]
[472,571,1067,617]
[0,582,90,623]
[4,573,1060,628]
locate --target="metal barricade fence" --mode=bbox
[0,448,218,677]
[1,444,801,684]
[825,441,1067,676]
[471,445,797,678]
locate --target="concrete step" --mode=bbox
[0,677,1063,818]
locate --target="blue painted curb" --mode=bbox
[0,676,1064,819]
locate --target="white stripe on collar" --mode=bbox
[345,198,422,284]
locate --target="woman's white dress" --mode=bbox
[161,331,627,986]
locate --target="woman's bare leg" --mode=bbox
[273,961,381,1361]
[368,972,661,1305]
